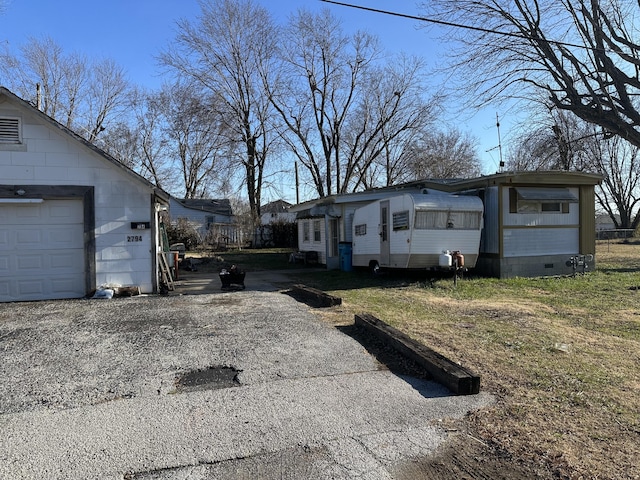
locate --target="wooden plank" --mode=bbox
[354,313,480,395]
[291,284,342,307]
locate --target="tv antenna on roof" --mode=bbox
[486,113,504,172]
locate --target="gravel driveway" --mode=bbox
[0,279,492,479]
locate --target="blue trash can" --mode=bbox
[338,242,353,272]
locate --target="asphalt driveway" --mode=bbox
[0,273,493,479]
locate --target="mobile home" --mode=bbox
[351,192,484,272]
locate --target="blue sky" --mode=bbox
[0,0,511,177]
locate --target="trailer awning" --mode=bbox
[295,205,341,219]
[515,187,578,202]
[295,208,316,219]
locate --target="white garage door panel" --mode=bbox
[0,200,85,302]
[9,225,84,250]
[15,249,84,271]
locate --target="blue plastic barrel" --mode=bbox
[338,242,353,272]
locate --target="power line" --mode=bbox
[319,0,606,53]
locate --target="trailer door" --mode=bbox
[380,200,390,266]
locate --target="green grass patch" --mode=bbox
[267,241,640,478]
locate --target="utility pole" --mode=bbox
[496,113,504,171]
[295,161,300,204]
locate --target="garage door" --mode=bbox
[0,199,85,302]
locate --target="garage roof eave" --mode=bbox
[154,188,170,204]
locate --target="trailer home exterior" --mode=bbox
[351,192,484,272]
[451,171,604,278]
[290,171,602,277]
[292,187,425,268]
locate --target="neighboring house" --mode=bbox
[289,171,603,277]
[169,197,237,246]
[595,213,633,239]
[0,87,170,302]
[260,199,296,225]
[255,200,296,247]
[595,214,617,232]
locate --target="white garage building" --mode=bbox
[0,87,170,302]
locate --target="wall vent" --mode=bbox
[0,117,21,144]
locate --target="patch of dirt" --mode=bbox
[396,427,554,480]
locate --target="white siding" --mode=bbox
[502,187,580,226]
[500,186,580,258]
[410,230,481,257]
[504,228,579,257]
[297,218,326,263]
[352,202,380,258]
[342,206,357,242]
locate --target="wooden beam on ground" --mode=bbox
[354,313,480,395]
[291,284,342,307]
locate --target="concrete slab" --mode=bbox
[0,277,493,479]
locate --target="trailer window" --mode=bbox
[381,207,388,241]
[313,220,321,242]
[415,211,481,230]
[509,187,574,214]
[355,224,367,236]
[392,211,410,230]
[303,221,310,242]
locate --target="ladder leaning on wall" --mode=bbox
[158,222,174,293]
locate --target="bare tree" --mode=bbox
[403,128,482,180]
[160,0,279,219]
[128,89,173,190]
[507,108,594,171]
[354,125,422,190]
[100,88,175,192]
[0,36,129,141]
[589,135,640,230]
[1,36,69,119]
[423,0,640,148]
[266,9,438,197]
[343,56,439,191]
[83,58,129,142]
[159,83,229,199]
[266,9,379,197]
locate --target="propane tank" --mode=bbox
[452,251,465,268]
[439,250,452,267]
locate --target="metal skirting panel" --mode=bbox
[476,254,595,278]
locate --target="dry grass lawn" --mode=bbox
[324,241,640,479]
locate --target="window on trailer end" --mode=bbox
[313,220,321,242]
[392,211,410,230]
[303,221,310,242]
